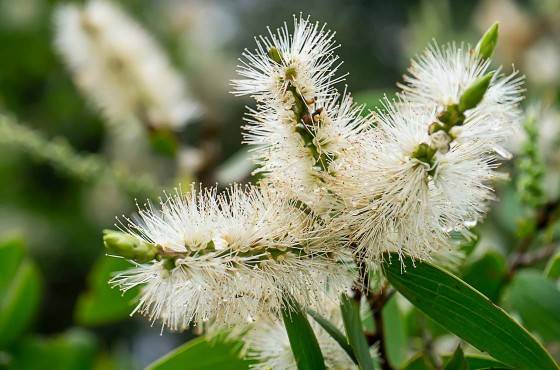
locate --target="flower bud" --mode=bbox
[458,73,493,113]
[430,130,451,154]
[268,46,283,64]
[476,22,499,60]
[103,230,157,263]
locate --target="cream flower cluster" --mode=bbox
[232,15,367,213]
[54,0,201,130]
[233,18,523,267]
[399,42,524,153]
[331,43,523,264]
[104,16,524,336]
[110,184,349,330]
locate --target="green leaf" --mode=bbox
[502,269,560,342]
[8,329,97,370]
[384,253,559,370]
[449,354,508,369]
[401,353,435,370]
[461,251,507,302]
[0,238,26,293]
[282,296,326,370]
[0,238,42,348]
[544,252,560,279]
[402,353,510,370]
[382,295,408,367]
[307,308,358,365]
[444,346,468,370]
[147,336,254,370]
[340,293,375,370]
[74,255,139,326]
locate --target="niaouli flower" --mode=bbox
[231,14,343,105]
[399,23,524,157]
[331,24,523,265]
[232,15,367,213]
[54,0,201,131]
[243,88,367,212]
[105,184,350,330]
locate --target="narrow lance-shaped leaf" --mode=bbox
[147,336,255,370]
[444,345,468,370]
[307,308,358,365]
[282,294,326,370]
[340,293,376,370]
[382,295,408,368]
[401,353,510,370]
[384,253,559,370]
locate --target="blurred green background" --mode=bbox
[0,0,559,369]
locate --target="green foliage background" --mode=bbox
[0,0,559,369]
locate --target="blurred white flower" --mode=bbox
[54,0,201,130]
[110,184,350,330]
[524,37,560,87]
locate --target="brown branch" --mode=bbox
[510,243,559,271]
[350,247,394,369]
[508,199,560,274]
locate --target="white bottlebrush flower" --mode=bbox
[241,293,363,370]
[331,99,504,264]
[243,89,367,213]
[54,0,201,130]
[231,14,343,105]
[399,42,524,155]
[110,184,350,330]
[232,15,365,214]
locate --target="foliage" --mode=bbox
[1,1,560,369]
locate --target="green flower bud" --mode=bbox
[411,142,436,164]
[437,104,465,127]
[476,22,499,60]
[458,73,493,113]
[103,230,157,263]
[268,46,283,64]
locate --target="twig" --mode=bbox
[510,243,559,271]
[351,247,394,370]
[508,199,559,274]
